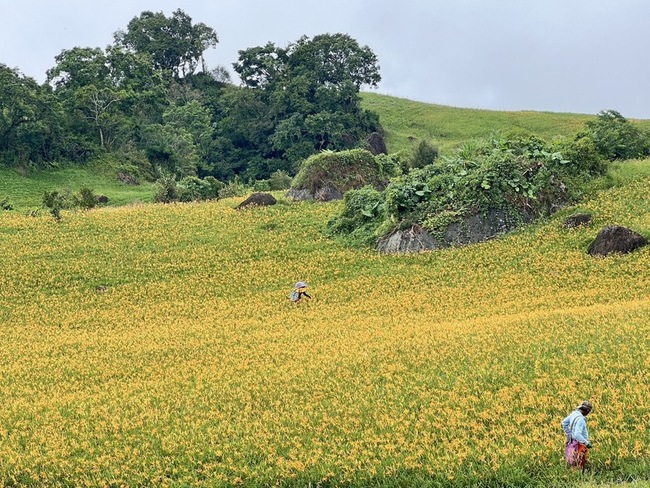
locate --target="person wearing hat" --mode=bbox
[289,281,311,303]
[562,400,593,469]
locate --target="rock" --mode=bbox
[314,186,343,202]
[285,186,343,202]
[587,225,648,256]
[563,213,592,229]
[376,224,440,254]
[366,132,387,155]
[443,209,525,246]
[285,188,314,202]
[237,192,277,209]
[376,209,529,254]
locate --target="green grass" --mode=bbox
[0,164,155,211]
[362,92,605,154]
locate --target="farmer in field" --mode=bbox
[289,281,311,303]
[562,400,593,471]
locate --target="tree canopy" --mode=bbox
[114,9,218,79]
[0,11,386,183]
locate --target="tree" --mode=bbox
[114,9,218,79]
[47,47,111,91]
[288,33,381,89]
[225,33,383,178]
[0,65,66,165]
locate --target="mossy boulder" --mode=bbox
[287,149,388,202]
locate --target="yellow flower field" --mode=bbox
[0,178,649,486]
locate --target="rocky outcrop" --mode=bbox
[285,186,343,202]
[376,225,440,254]
[377,209,527,254]
[587,225,648,256]
[443,209,525,247]
[237,192,277,209]
[366,132,387,155]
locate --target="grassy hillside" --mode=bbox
[0,164,154,211]
[361,92,650,155]
[1,164,649,485]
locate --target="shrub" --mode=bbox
[585,109,649,160]
[42,190,71,221]
[375,153,406,178]
[253,179,271,192]
[0,197,13,211]
[411,140,439,169]
[74,186,99,209]
[178,176,212,202]
[203,176,224,199]
[268,170,293,191]
[327,186,385,247]
[218,177,248,199]
[557,134,608,177]
[153,174,179,203]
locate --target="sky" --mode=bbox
[2,0,650,118]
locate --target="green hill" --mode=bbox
[361,92,650,155]
[361,92,594,154]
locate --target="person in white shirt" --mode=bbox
[562,400,593,469]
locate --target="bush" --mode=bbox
[585,109,649,160]
[253,179,271,192]
[153,174,179,203]
[375,153,407,178]
[557,134,608,177]
[203,176,224,199]
[0,197,13,211]
[178,176,212,202]
[411,140,439,169]
[327,186,385,247]
[155,174,224,203]
[218,177,248,199]
[42,190,72,221]
[268,170,293,190]
[74,186,99,209]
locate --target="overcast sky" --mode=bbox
[2,0,649,118]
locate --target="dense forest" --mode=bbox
[0,9,383,184]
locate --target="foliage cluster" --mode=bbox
[153,174,224,203]
[0,197,13,211]
[42,186,101,220]
[329,133,607,246]
[584,109,650,160]
[0,11,382,185]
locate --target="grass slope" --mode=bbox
[0,165,154,211]
[1,164,649,486]
[361,92,650,155]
